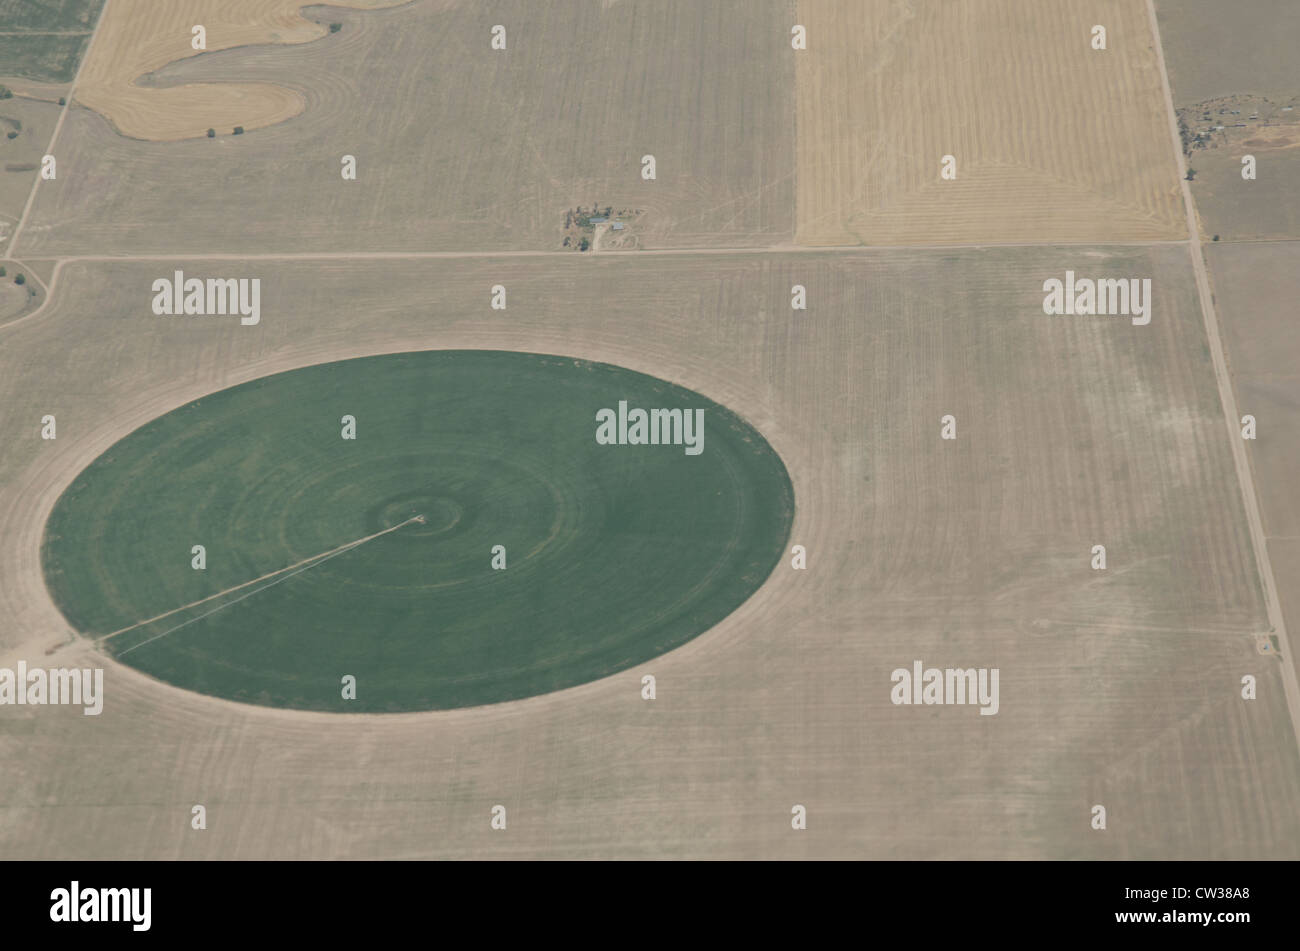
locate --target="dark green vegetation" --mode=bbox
[43,351,795,712]
[0,35,90,84]
[0,0,104,32]
[0,0,104,83]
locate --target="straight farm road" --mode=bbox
[1145,0,1300,756]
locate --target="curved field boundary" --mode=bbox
[75,0,411,141]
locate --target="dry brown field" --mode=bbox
[1186,145,1300,241]
[3,0,1297,865]
[1154,0,1300,240]
[1153,0,1300,108]
[74,0,408,141]
[17,0,796,256]
[1207,239,1300,689]
[0,95,59,230]
[0,278,26,319]
[794,0,1185,246]
[1,247,1294,859]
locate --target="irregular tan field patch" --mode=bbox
[795,0,1186,245]
[76,0,408,141]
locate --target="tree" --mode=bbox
[207,128,216,138]
[330,22,343,33]
[233,126,244,135]
[1185,168,1197,181]
[14,273,25,285]
[6,131,16,140]
[58,96,66,106]
[578,237,590,251]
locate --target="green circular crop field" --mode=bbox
[42,351,794,712]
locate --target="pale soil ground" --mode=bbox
[0,249,1294,859]
[0,96,59,228]
[1153,0,1300,107]
[16,0,795,255]
[794,0,1186,246]
[14,257,56,286]
[74,0,410,141]
[0,279,27,319]
[1207,239,1300,690]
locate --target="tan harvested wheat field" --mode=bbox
[0,249,1296,859]
[74,0,409,141]
[794,0,1186,246]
